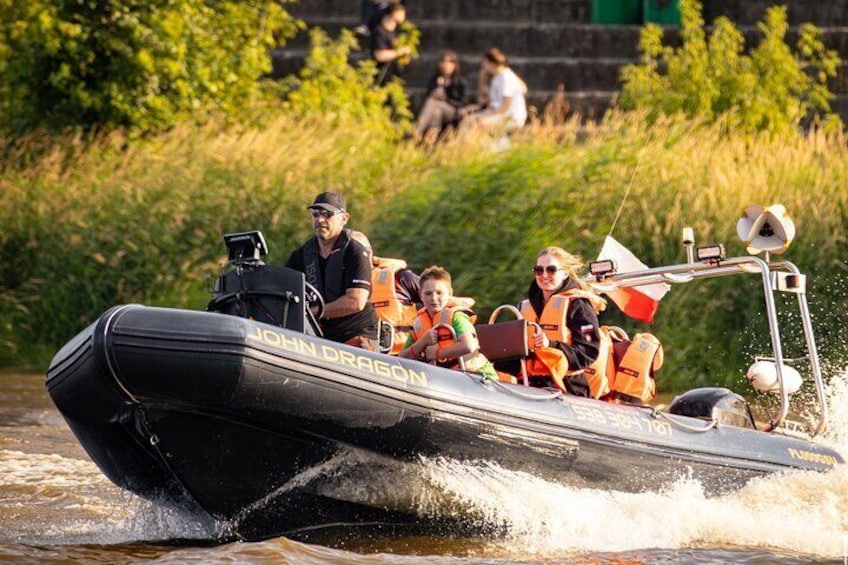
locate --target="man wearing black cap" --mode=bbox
[286,191,379,349]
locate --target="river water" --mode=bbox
[2,370,847,564]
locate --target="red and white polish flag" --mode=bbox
[597,236,669,323]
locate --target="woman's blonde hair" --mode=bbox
[537,246,589,290]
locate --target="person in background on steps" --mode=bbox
[415,50,469,142]
[464,47,528,132]
[356,0,406,38]
[370,3,410,86]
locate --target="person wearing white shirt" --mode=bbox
[472,48,528,130]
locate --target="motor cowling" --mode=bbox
[667,387,756,429]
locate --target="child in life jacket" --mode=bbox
[399,266,497,380]
[349,231,476,355]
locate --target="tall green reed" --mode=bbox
[2,111,846,393]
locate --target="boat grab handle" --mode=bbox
[487,304,542,337]
[431,323,466,371]
[488,304,523,324]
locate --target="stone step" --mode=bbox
[831,93,848,116]
[703,0,848,26]
[275,41,848,96]
[272,49,633,91]
[289,15,848,58]
[287,0,360,20]
[290,0,848,27]
[406,53,631,90]
[289,0,592,23]
[289,17,644,58]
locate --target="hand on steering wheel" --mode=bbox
[304,281,325,321]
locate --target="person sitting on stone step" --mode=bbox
[415,50,470,142]
[464,47,528,132]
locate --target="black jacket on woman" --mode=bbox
[424,74,468,109]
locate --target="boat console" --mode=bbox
[207,230,323,335]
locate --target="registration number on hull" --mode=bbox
[571,404,673,437]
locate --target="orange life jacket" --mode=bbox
[607,332,663,404]
[519,289,612,398]
[371,257,419,354]
[410,307,488,372]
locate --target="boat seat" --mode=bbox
[476,320,531,385]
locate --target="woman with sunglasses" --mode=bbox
[415,50,468,141]
[519,247,608,398]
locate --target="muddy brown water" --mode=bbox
[2,371,847,564]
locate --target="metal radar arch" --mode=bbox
[586,205,827,437]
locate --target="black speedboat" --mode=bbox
[46,226,844,542]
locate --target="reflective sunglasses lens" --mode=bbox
[533,266,559,275]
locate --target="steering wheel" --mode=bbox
[304,281,325,321]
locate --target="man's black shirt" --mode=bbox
[287,234,378,342]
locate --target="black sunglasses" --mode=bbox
[311,209,340,219]
[533,265,563,276]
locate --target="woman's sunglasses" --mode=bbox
[533,265,563,276]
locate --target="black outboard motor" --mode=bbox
[668,387,756,429]
[207,230,320,335]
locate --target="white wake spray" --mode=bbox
[303,370,848,559]
[401,371,848,558]
[0,449,218,544]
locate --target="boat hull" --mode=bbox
[46,305,844,541]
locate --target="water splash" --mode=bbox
[282,368,848,559]
[245,440,844,560]
[227,371,848,559]
[0,449,218,544]
[403,370,848,559]
[400,456,848,559]
[821,368,848,454]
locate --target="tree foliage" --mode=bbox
[618,0,842,134]
[282,28,412,137]
[0,0,300,134]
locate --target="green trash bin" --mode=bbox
[643,0,681,24]
[591,0,641,24]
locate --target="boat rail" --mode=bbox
[586,254,827,437]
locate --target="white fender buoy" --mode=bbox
[746,360,803,394]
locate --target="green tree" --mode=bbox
[619,0,842,134]
[0,0,300,134]
[282,28,412,136]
